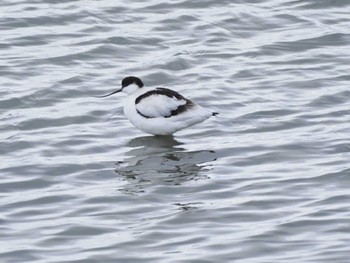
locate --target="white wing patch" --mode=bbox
[136,94,187,118]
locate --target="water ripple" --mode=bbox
[1,0,350,262]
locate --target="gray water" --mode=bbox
[1,0,350,262]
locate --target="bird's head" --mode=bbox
[100,76,144,97]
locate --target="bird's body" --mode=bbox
[101,76,217,135]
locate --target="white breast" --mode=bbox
[123,88,212,135]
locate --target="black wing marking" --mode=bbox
[135,88,194,118]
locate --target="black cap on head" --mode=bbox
[122,76,144,88]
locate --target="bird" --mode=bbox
[100,76,218,135]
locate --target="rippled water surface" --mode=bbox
[1,0,350,262]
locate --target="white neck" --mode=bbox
[122,84,141,95]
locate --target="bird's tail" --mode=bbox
[212,112,219,116]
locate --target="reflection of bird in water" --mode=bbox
[115,135,217,194]
[126,135,183,157]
